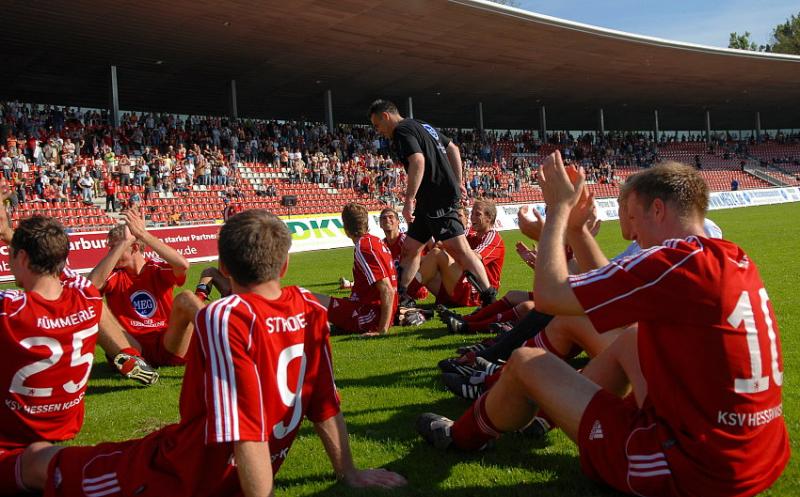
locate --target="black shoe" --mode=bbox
[398,293,416,309]
[456,341,490,356]
[113,352,159,386]
[442,372,486,400]
[488,321,514,334]
[438,357,482,377]
[518,416,552,440]
[416,412,454,449]
[435,304,460,321]
[443,314,469,334]
[474,357,502,375]
[479,287,498,307]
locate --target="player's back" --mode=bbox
[636,237,789,496]
[350,234,397,305]
[0,272,102,447]
[163,286,340,496]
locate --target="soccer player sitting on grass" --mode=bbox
[313,203,398,337]
[19,209,407,497]
[0,214,102,495]
[89,209,200,367]
[418,156,789,497]
[379,207,429,301]
[417,199,504,312]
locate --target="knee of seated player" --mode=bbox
[199,266,219,279]
[505,346,548,382]
[21,442,60,492]
[174,290,204,315]
[515,300,536,314]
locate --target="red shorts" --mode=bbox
[131,332,186,367]
[578,390,683,496]
[435,275,479,307]
[0,447,25,494]
[327,297,383,334]
[44,425,239,497]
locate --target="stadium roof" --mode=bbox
[3,0,800,130]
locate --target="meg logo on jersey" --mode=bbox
[130,291,158,318]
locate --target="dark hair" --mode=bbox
[621,161,709,219]
[11,216,69,276]
[218,209,291,285]
[368,99,399,118]
[379,207,398,218]
[341,203,369,238]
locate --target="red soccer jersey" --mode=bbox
[570,236,789,497]
[0,269,102,448]
[172,287,340,477]
[350,234,397,306]
[103,258,186,336]
[467,230,505,290]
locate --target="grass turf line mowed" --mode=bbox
[65,202,800,496]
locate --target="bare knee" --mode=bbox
[505,346,547,380]
[21,442,61,492]
[174,290,204,315]
[515,300,535,313]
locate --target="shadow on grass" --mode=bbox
[335,367,442,390]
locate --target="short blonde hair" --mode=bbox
[620,161,708,219]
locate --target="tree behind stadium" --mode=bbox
[729,11,800,54]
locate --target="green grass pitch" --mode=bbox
[67,203,800,496]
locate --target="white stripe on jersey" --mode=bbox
[473,230,497,255]
[205,295,242,443]
[0,291,27,318]
[299,287,328,312]
[584,243,703,315]
[571,246,664,288]
[354,238,376,285]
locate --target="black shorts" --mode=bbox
[407,204,465,243]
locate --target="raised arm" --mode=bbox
[87,226,135,290]
[314,413,407,489]
[566,189,609,272]
[533,151,585,315]
[0,191,13,244]
[124,209,189,277]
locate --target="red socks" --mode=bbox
[464,297,513,322]
[451,394,502,450]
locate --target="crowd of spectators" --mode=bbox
[1,101,799,219]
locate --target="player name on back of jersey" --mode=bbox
[266,313,307,334]
[36,307,97,330]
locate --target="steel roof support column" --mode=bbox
[539,106,547,142]
[755,111,762,142]
[406,97,414,119]
[324,89,334,131]
[598,108,605,137]
[654,110,660,142]
[705,110,712,143]
[228,80,238,119]
[109,66,120,128]
[477,102,484,132]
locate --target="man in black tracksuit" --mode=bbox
[368,99,496,307]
